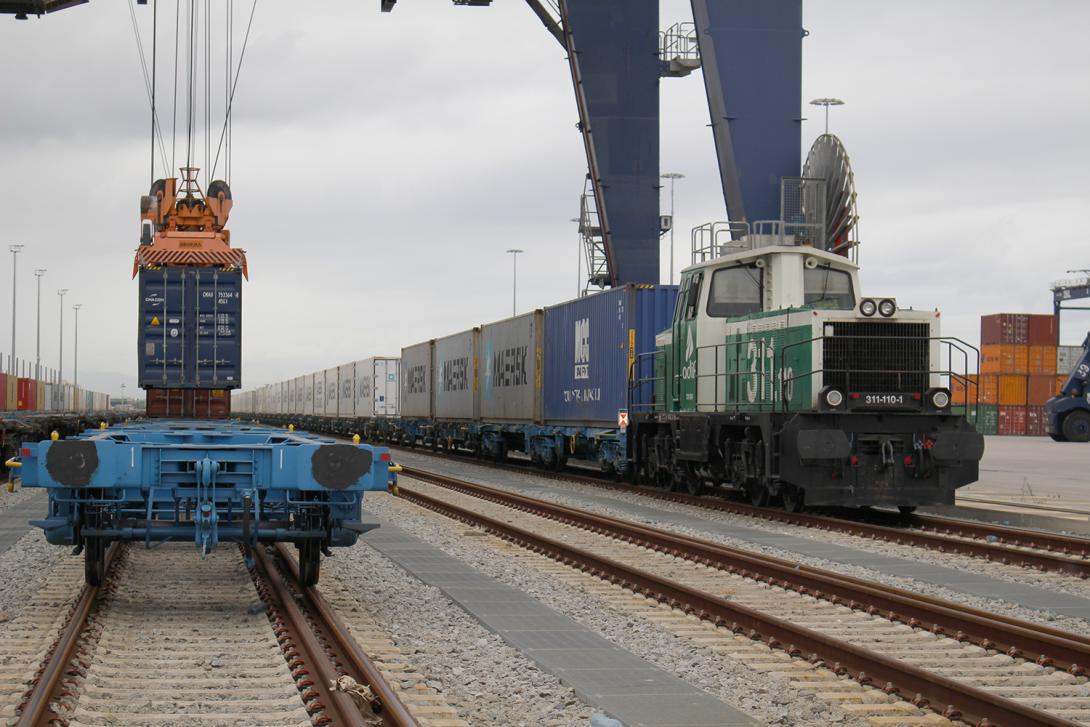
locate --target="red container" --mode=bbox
[145,388,231,419]
[981,314,1029,345]
[16,377,38,411]
[1027,314,1058,346]
[0,372,6,410]
[998,405,1027,435]
[1027,374,1057,406]
[1025,406,1048,436]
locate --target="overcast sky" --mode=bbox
[2,0,1088,397]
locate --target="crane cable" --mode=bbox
[131,0,256,189]
[126,0,169,179]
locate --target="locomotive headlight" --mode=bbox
[823,388,845,408]
[878,299,897,317]
[931,389,951,409]
[860,299,877,317]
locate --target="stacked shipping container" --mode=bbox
[0,372,111,413]
[955,313,1063,435]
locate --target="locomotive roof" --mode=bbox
[682,243,859,276]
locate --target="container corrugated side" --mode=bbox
[1057,346,1083,374]
[479,311,542,423]
[434,328,479,421]
[355,357,400,417]
[322,368,339,417]
[980,313,1028,346]
[401,342,434,419]
[1027,314,1058,346]
[977,404,999,435]
[543,285,677,426]
[337,363,355,418]
[0,373,7,410]
[301,373,315,415]
[998,405,1027,435]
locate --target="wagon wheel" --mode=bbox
[781,485,804,513]
[747,482,769,508]
[298,540,320,586]
[681,463,704,496]
[84,537,105,586]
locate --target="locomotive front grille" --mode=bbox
[823,321,930,394]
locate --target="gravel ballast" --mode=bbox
[394,452,1090,637]
[359,490,860,727]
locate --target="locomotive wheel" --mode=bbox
[84,537,105,586]
[298,540,320,586]
[1062,411,1090,443]
[781,485,804,513]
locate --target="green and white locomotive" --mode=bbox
[631,138,984,511]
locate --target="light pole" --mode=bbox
[72,303,82,391]
[34,269,45,379]
[9,244,23,373]
[506,249,524,316]
[57,289,68,403]
[809,97,844,134]
[661,173,684,285]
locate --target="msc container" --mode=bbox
[355,357,400,417]
[996,374,1027,406]
[16,377,37,410]
[138,267,242,389]
[479,311,543,423]
[401,341,434,419]
[434,328,479,421]
[543,284,678,426]
[997,405,1027,435]
[1057,345,1083,374]
[1027,314,1058,346]
[977,405,999,435]
[1025,406,1048,436]
[1027,345,1056,375]
[980,314,1028,345]
[337,363,355,418]
[980,344,1027,374]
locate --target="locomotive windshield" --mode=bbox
[804,265,854,310]
[706,264,762,317]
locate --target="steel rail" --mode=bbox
[16,543,120,727]
[395,482,1079,727]
[273,543,419,727]
[402,467,1090,673]
[391,447,1090,578]
[251,546,372,727]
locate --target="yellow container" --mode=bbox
[997,374,1027,406]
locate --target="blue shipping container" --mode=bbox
[543,284,677,426]
[138,267,242,388]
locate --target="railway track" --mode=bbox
[389,445,1090,579]
[10,542,424,727]
[395,466,1090,727]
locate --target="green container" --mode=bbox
[976,405,999,435]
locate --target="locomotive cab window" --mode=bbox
[706,265,762,317]
[683,272,703,319]
[804,266,855,310]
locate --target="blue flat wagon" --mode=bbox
[13,420,395,585]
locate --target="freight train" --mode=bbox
[238,216,985,511]
[11,171,395,585]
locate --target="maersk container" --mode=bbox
[138,267,241,389]
[299,374,312,415]
[322,368,338,417]
[355,357,400,417]
[401,341,434,418]
[479,311,543,423]
[337,362,355,418]
[543,284,678,426]
[434,328,479,421]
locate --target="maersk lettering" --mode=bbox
[440,357,469,393]
[491,345,528,388]
[406,365,428,395]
